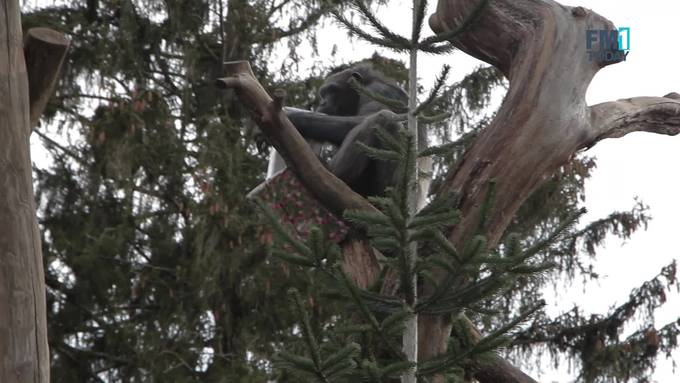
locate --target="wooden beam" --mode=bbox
[24,27,69,132]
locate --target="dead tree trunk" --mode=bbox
[1,2,68,382]
[215,1,680,382]
[423,0,680,382]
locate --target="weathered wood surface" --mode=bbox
[0,3,64,383]
[24,27,70,132]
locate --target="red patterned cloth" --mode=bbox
[249,169,348,243]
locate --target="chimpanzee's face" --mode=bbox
[315,74,361,116]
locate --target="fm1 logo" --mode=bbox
[586,27,630,62]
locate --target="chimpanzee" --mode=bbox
[285,65,408,197]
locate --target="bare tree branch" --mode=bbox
[588,96,680,144]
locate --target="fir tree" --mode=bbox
[23,1,358,381]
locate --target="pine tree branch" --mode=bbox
[413,0,429,41]
[413,65,450,116]
[333,11,411,52]
[34,129,87,165]
[349,1,411,46]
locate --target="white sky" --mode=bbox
[28,0,679,382]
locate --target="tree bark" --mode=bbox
[0,2,51,383]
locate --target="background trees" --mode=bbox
[23,1,341,381]
[16,0,680,382]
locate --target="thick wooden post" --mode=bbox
[0,2,52,382]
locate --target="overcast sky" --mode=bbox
[28,0,679,381]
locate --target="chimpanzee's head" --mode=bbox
[315,64,408,117]
[315,68,364,116]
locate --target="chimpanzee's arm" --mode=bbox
[328,111,402,197]
[284,107,364,146]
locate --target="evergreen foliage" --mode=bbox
[261,124,579,380]
[23,0,359,381]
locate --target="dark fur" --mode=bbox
[285,65,407,197]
